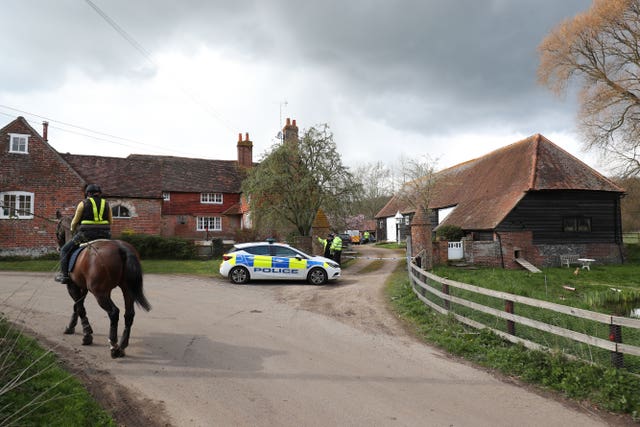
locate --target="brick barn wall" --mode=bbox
[459,232,622,269]
[536,243,623,267]
[495,231,541,269]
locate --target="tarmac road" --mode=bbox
[0,249,620,426]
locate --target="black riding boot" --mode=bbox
[55,242,74,284]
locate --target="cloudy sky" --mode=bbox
[1,0,598,172]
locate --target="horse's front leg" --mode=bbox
[65,284,93,345]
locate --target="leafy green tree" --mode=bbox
[243,124,361,236]
[538,0,640,176]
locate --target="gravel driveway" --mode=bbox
[0,245,622,426]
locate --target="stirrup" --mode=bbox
[55,273,71,284]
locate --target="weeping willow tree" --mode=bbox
[242,124,361,237]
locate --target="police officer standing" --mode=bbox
[330,233,343,266]
[55,184,112,284]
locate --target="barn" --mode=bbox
[376,134,625,269]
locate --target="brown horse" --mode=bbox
[56,214,151,358]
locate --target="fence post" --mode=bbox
[442,283,450,311]
[505,300,515,335]
[609,324,624,368]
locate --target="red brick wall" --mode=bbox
[162,192,240,215]
[432,241,448,265]
[161,192,241,240]
[110,198,162,236]
[1,118,248,254]
[410,221,433,268]
[0,118,85,256]
[495,231,541,269]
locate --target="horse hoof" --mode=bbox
[82,335,93,345]
[64,327,75,335]
[110,347,125,358]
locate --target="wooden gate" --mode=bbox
[448,241,463,260]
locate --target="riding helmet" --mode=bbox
[85,184,102,196]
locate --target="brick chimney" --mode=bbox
[42,121,49,142]
[237,132,253,168]
[282,118,298,145]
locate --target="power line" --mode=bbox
[83,0,240,134]
[0,105,209,158]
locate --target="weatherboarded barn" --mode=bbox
[376,134,625,269]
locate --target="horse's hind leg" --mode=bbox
[118,293,136,353]
[65,284,93,345]
[95,294,124,358]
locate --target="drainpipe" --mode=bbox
[616,195,624,263]
[495,231,505,269]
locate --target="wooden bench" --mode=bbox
[560,254,580,268]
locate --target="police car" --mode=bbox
[219,240,341,285]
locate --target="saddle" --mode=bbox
[69,239,111,272]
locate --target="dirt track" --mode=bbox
[0,245,628,426]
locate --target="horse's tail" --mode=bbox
[118,241,152,312]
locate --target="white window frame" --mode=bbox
[197,216,221,231]
[0,191,34,219]
[111,204,131,218]
[8,133,29,154]
[200,192,223,204]
[162,192,170,201]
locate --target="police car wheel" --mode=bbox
[229,266,250,284]
[307,268,328,285]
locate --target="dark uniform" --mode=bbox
[317,234,334,259]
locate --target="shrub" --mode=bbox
[119,234,196,259]
[435,224,464,241]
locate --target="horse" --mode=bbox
[56,214,151,358]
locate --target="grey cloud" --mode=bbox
[2,0,591,137]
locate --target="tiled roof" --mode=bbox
[62,154,162,198]
[62,154,245,198]
[129,155,244,194]
[375,134,624,230]
[223,202,243,215]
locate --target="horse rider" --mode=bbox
[55,184,113,284]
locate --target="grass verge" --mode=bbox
[0,318,115,426]
[385,261,640,420]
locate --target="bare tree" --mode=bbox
[351,161,394,220]
[614,175,640,231]
[538,0,640,176]
[394,154,439,219]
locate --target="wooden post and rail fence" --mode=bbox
[407,260,640,369]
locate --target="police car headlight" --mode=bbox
[328,262,339,269]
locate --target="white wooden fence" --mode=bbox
[408,261,640,368]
